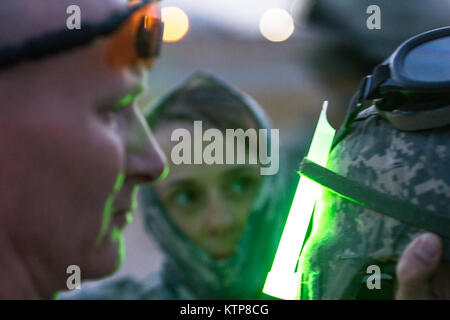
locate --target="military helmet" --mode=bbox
[298,27,450,299]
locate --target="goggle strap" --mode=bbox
[299,158,450,240]
[0,1,152,70]
[331,63,399,151]
[365,64,391,99]
[331,89,364,151]
[377,104,450,131]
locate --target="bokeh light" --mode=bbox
[161,7,190,42]
[259,8,295,42]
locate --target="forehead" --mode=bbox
[152,121,261,186]
[153,121,192,150]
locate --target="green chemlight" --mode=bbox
[263,101,336,300]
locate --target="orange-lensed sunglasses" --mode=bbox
[0,0,163,71]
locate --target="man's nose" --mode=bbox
[124,106,168,184]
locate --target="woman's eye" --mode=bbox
[230,176,257,196]
[173,190,199,207]
[231,179,247,194]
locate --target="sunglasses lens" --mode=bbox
[403,36,450,83]
[135,15,163,61]
[107,2,162,68]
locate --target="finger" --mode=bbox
[395,233,443,300]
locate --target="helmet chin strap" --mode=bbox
[298,158,450,241]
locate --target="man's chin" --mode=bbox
[84,230,126,280]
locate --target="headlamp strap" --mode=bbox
[299,158,450,240]
[364,64,391,100]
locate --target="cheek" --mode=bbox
[155,186,205,240]
[14,112,124,253]
[227,199,253,225]
[175,212,204,238]
[70,118,124,225]
[184,218,205,241]
[164,205,206,241]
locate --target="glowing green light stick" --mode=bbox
[263,101,336,300]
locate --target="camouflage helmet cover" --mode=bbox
[299,104,449,299]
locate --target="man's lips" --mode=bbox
[112,208,133,229]
[111,184,137,229]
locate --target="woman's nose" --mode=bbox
[205,193,234,234]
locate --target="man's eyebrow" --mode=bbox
[113,85,143,110]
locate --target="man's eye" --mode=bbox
[98,106,123,127]
[101,111,119,127]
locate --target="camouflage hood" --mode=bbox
[139,72,292,299]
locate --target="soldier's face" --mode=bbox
[0,33,167,285]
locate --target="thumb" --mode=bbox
[395,233,443,300]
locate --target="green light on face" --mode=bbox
[263,101,336,300]
[114,87,143,111]
[111,226,126,272]
[126,213,133,224]
[157,165,170,183]
[95,172,126,247]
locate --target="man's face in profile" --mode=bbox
[0,0,166,296]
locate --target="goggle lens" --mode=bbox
[403,36,450,83]
[107,1,162,69]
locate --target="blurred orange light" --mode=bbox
[161,7,190,43]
